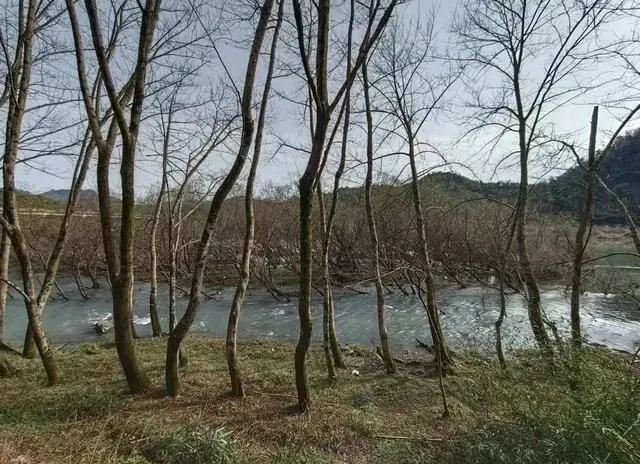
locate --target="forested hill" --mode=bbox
[547,128,640,223]
[11,129,640,223]
[379,128,640,224]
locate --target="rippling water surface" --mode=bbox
[3,278,639,353]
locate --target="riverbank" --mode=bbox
[1,337,639,463]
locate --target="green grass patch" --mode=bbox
[0,337,637,463]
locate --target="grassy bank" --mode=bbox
[1,337,639,463]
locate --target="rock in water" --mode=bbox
[93,321,113,335]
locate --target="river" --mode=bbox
[2,278,639,353]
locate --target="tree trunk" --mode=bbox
[296,172,317,412]
[0,228,10,344]
[149,184,165,337]
[75,266,89,300]
[319,0,356,373]
[87,265,100,289]
[495,268,507,370]
[406,134,452,367]
[362,59,394,374]
[22,323,35,358]
[166,0,275,397]
[1,0,58,383]
[54,279,68,301]
[227,0,283,397]
[169,245,178,333]
[67,0,162,394]
[570,106,598,349]
[290,0,399,412]
[317,183,337,380]
[513,70,551,349]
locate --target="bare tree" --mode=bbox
[290,0,401,412]
[361,52,395,374]
[165,0,277,397]
[569,107,599,349]
[226,0,284,397]
[315,0,357,375]
[370,17,455,366]
[0,229,8,347]
[0,0,104,383]
[456,0,623,350]
[66,0,163,393]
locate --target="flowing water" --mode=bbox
[2,278,639,353]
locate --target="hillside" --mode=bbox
[0,189,65,211]
[42,189,99,209]
[7,127,640,224]
[380,128,640,224]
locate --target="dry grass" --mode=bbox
[0,337,637,463]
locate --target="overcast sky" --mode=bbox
[5,0,640,195]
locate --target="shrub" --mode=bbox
[154,424,235,464]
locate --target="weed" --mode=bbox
[148,424,236,464]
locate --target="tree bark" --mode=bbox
[495,268,508,370]
[317,183,337,380]
[570,106,598,349]
[149,136,169,338]
[166,0,275,397]
[0,227,9,344]
[362,59,395,374]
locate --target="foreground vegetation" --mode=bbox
[1,337,638,464]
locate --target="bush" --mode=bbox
[441,349,640,464]
[154,424,236,464]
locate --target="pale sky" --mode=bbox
[4,0,640,195]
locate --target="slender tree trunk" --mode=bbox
[570,106,598,349]
[514,71,550,348]
[54,279,68,300]
[416,285,449,416]
[327,289,343,367]
[362,59,394,374]
[227,0,283,397]
[406,134,452,367]
[317,183,337,379]
[296,170,318,411]
[166,0,275,397]
[0,228,9,344]
[319,0,356,373]
[495,268,507,370]
[87,265,100,289]
[1,0,58,382]
[75,265,89,300]
[149,185,165,337]
[169,244,178,333]
[290,0,399,412]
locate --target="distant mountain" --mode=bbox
[546,128,640,223]
[0,188,64,210]
[7,127,640,224]
[42,189,99,208]
[330,128,640,225]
